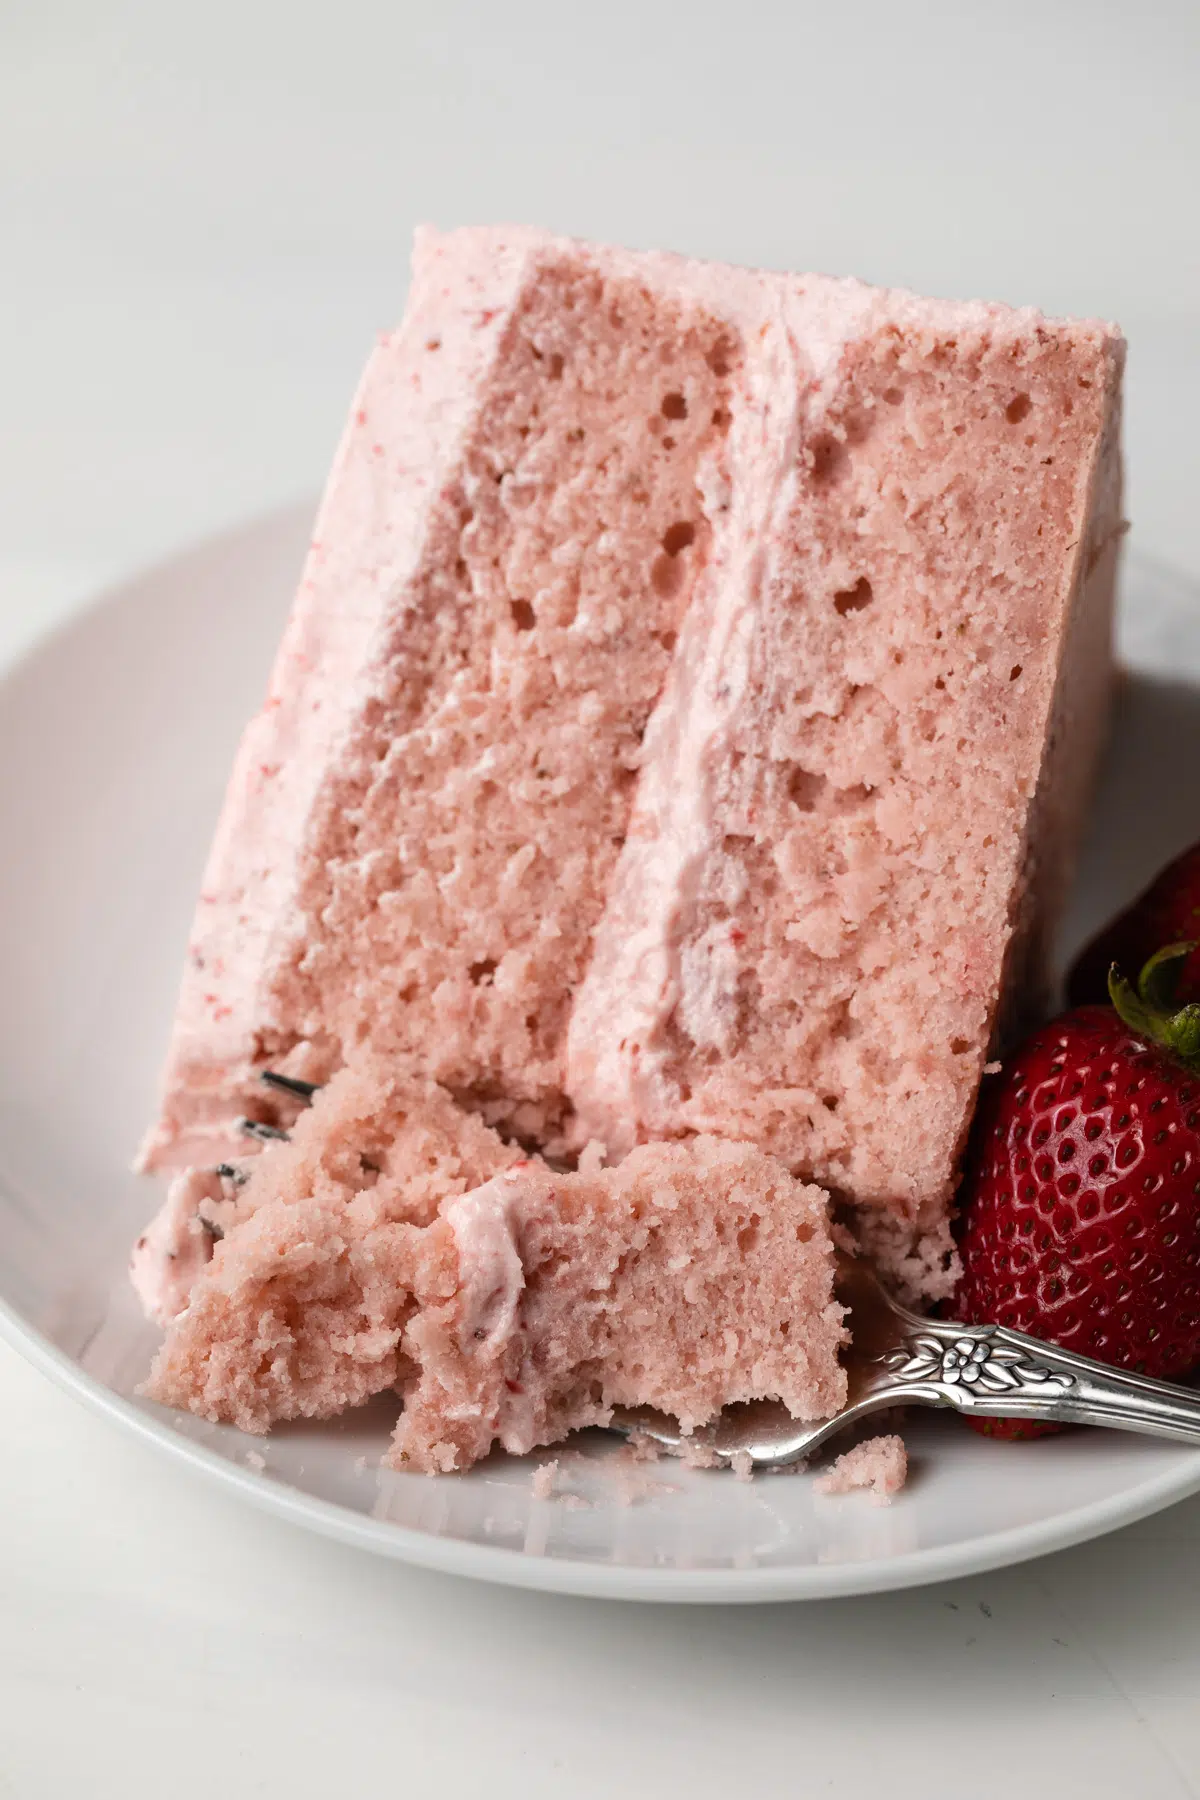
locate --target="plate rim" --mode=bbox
[6,1293,1200,1603]
[5,506,1200,1604]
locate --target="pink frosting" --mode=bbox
[442,1170,527,1353]
[130,1166,223,1326]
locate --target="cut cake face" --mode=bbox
[568,289,1122,1239]
[140,225,1124,1284]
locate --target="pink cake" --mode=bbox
[139,226,1123,1291]
[814,1434,908,1503]
[392,1136,844,1472]
[141,1066,845,1472]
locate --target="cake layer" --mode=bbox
[143,226,1124,1285]
[566,280,1123,1282]
[143,226,734,1169]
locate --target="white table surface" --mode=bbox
[4,5,1200,1794]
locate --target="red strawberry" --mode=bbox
[1068,842,1200,1008]
[953,945,1200,1438]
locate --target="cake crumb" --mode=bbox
[623,1432,664,1464]
[244,1450,266,1473]
[608,1441,680,1504]
[532,1459,560,1499]
[615,1478,678,1506]
[353,1455,367,1474]
[577,1138,607,1176]
[983,1060,1003,1076]
[829,1219,860,1257]
[530,1457,594,1508]
[731,1450,754,1483]
[680,1436,722,1470]
[815,1435,907,1504]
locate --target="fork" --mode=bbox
[611,1254,1200,1469]
[242,1073,1200,1469]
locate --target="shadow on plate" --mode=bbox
[1061,668,1200,961]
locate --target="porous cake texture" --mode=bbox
[138,1059,521,1427]
[141,1067,845,1472]
[142,227,737,1170]
[570,288,1122,1249]
[814,1434,908,1503]
[392,1136,845,1472]
[141,224,1124,1291]
[132,1060,524,1327]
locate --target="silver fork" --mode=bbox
[611,1255,1200,1469]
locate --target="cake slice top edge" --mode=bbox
[416,221,1125,358]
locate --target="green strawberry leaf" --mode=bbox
[1109,943,1200,1070]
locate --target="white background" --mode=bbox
[3,3,1200,1794]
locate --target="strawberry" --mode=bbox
[953,944,1200,1438]
[1068,842,1200,1009]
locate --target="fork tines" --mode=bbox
[238,1118,292,1144]
[235,1070,322,1149]
[260,1070,319,1103]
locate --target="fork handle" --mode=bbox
[874,1314,1200,1444]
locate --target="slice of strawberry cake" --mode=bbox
[138,225,1123,1297]
[141,1061,845,1471]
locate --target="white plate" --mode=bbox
[3,509,1200,1604]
